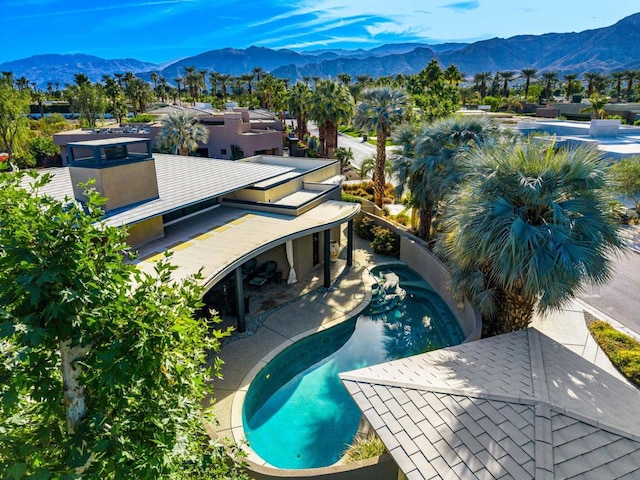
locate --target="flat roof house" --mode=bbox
[53,106,284,164]
[32,137,360,332]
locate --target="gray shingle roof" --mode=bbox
[340,329,640,480]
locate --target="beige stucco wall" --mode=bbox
[69,159,159,212]
[126,216,164,247]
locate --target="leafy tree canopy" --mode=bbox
[0,171,247,479]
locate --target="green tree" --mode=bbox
[394,115,501,243]
[76,81,107,127]
[0,77,30,162]
[160,111,209,156]
[541,71,559,103]
[353,87,408,207]
[437,142,625,335]
[473,72,492,99]
[334,146,354,172]
[609,156,640,213]
[498,71,515,97]
[611,71,626,101]
[0,173,247,479]
[308,79,354,159]
[581,93,608,119]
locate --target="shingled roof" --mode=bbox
[339,329,640,480]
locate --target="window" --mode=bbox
[221,149,227,155]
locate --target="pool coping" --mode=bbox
[229,262,379,468]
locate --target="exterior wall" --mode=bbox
[244,454,398,480]
[69,159,159,212]
[358,211,482,341]
[126,216,164,247]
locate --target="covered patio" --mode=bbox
[134,200,360,332]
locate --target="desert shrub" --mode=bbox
[126,114,154,123]
[370,226,400,257]
[393,213,410,226]
[355,216,376,240]
[343,434,386,463]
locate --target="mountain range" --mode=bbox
[3,12,639,89]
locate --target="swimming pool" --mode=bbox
[242,263,464,469]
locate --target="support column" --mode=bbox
[347,220,354,267]
[234,267,246,333]
[324,229,331,288]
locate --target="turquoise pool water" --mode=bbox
[242,264,464,469]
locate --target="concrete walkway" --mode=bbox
[208,237,630,449]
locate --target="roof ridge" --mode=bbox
[529,329,555,479]
[549,403,640,444]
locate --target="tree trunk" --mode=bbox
[318,123,326,157]
[486,287,535,336]
[374,130,387,207]
[325,121,337,159]
[417,205,433,243]
[60,339,89,434]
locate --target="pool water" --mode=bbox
[242,264,464,469]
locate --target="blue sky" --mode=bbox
[2,0,639,64]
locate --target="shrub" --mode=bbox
[355,216,376,240]
[588,320,640,387]
[393,213,410,226]
[370,226,400,257]
[341,192,362,204]
[126,114,154,123]
[343,434,386,463]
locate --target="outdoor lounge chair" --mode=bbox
[248,261,277,289]
[241,258,257,281]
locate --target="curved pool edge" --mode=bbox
[228,264,377,469]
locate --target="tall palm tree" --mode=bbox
[337,73,352,86]
[624,70,637,101]
[287,82,311,138]
[150,72,159,90]
[498,71,515,97]
[563,74,580,100]
[219,74,231,99]
[353,87,408,207]
[443,64,464,86]
[541,71,558,103]
[174,77,183,103]
[394,116,501,242]
[473,72,492,99]
[159,111,209,156]
[611,71,626,101]
[520,68,538,100]
[252,66,265,82]
[437,142,624,335]
[307,79,354,159]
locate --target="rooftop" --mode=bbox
[340,328,640,480]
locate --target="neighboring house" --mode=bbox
[53,106,283,164]
[31,137,359,332]
[341,328,640,480]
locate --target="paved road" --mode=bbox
[579,249,640,335]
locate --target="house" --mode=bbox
[53,106,283,164]
[31,137,360,332]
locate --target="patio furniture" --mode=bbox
[248,261,278,289]
[241,258,257,281]
[248,276,268,290]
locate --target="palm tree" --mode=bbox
[611,71,626,101]
[337,73,352,86]
[208,71,219,97]
[624,70,637,101]
[32,89,46,118]
[436,142,624,335]
[541,71,558,103]
[174,77,183,103]
[252,66,265,82]
[307,79,354,159]
[287,82,311,138]
[498,71,515,97]
[150,72,159,90]
[563,74,580,101]
[219,74,231,99]
[353,87,408,207]
[520,68,538,100]
[394,116,501,242]
[443,64,463,86]
[159,111,209,156]
[473,72,492,99]
[581,93,608,119]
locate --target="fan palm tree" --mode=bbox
[208,71,220,97]
[308,79,354,159]
[624,70,637,101]
[394,115,501,243]
[353,87,408,207]
[219,74,231,98]
[563,74,580,100]
[437,142,624,335]
[520,68,538,100]
[159,111,209,156]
